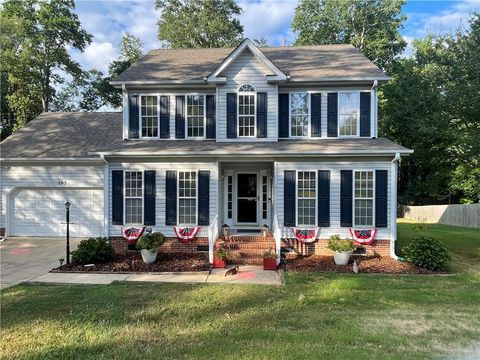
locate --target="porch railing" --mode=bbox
[273,213,282,264]
[208,215,219,263]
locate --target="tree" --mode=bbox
[97,32,144,108]
[1,0,92,112]
[156,0,243,48]
[51,70,105,112]
[291,0,407,70]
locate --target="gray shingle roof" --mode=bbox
[113,44,388,83]
[1,112,412,160]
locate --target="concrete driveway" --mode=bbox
[0,237,80,289]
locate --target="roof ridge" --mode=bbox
[146,43,355,52]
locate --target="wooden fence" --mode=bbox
[401,204,480,228]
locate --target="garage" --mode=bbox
[10,188,104,237]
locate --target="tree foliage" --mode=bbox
[156,0,243,48]
[380,14,480,204]
[0,0,92,137]
[291,0,407,70]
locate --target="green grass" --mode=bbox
[1,220,480,359]
[397,219,480,274]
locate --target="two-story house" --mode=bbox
[0,39,412,264]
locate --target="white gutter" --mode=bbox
[0,157,103,163]
[100,155,110,238]
[390,152,401,260]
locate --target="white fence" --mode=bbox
[402,204,480,228]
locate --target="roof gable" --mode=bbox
[207,39,286,83]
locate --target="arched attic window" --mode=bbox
[237,84,256,137]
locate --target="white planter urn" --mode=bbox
[333,251,352,265]
[140,249,158,264]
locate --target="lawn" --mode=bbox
[1,221,480,360]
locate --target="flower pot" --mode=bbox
[213,257,226,268]
[140,249,158,264]
[333,251,352,265]
[263,257,277,270]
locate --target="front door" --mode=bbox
[237,173,258,224]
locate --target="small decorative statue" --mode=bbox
[353,259,359,274]
[225,265,239,276]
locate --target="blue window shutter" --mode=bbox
[129,95,139,139]
[278,93,289,138]
[318,170,330,227]
[375,170,388,227]
[160,96,170,139]
[112,170,123,225]
[206,95,216,139]
[360,92,371,137]
[327,93,338,137]
[144,170,156,225]
[340,170,353,227]
[175,96,185,139]
[227,93,237,138]
[311,93,322,137]
[165,171,177,225]
[284,170,296,227]
[256,92,267,138]
[198,171,210,225]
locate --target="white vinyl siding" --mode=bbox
[338,92,360,136]
[178,171,197,225]
[217,48,277,141]
[125,171,143,225]
[275,160,391,240]
[186,95,205,138]
[290,93,310,137]
[297,171,316,226]
[140,95,159,138]
[354,170,374,226]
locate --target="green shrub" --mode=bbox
[402,236,451,271]
[214,248,229,260]
[71,237,114,264]
[263,248,276,259]
[136,232,166,251]
[327,235,355,252]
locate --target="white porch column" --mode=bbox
[390,153,400,259]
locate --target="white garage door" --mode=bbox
[11,188,104,237]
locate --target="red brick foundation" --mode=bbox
[109,236,209,254]
[281,238,391,257]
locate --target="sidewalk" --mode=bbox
[28,265,282,286]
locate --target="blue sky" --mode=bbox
[71,0,480,73]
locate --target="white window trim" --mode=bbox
[124,170,144,225]
[237,84,256,138]
[352,169,376,227]
[338,91,360,138]
[295,170,317,227]
[177,170,199,226]
[139,94,160,139]
[289,92,311,138]
[185,94,207,139]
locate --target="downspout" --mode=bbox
[371,80,378,138]
[390,153,405,260]
[100,154,110,238]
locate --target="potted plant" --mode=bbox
[222,224,230,237]
[136,232,166,264]
[263,248,277,270]
[261,224,270,237]
[213,248,229,268]
[328,235,355,265]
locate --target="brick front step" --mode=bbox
[216,235,275,265]
[219,235,274,243]
[223,242,275,250]
[228,258,264,265]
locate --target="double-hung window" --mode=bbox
[125,171,143,224]
[238,84,256,137]
[354,171,374,226]
[178,171,197,225]
[339,92,360,136]
[297,171,316,226]
[290,93,309,137]
[186,95,205,138]
[140,95,158,138]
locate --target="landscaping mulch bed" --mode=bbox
[286,255,437,274]
[54,252,210,273]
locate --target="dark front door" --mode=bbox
[237,173,257,223]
